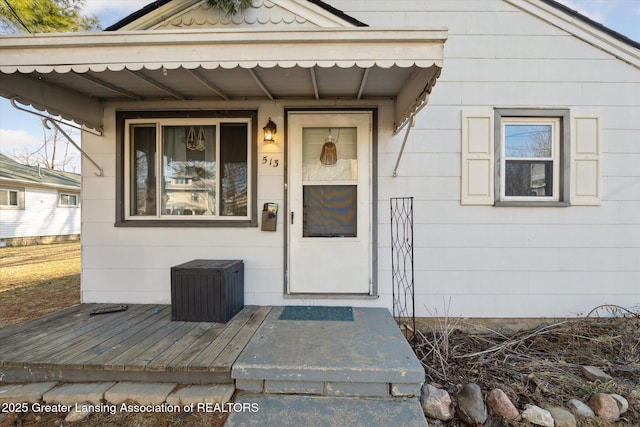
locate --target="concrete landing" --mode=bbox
[225,394,428,427]
[232,307,424,397]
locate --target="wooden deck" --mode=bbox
[0,304,271,384]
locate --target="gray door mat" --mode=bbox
[278,306,353,321]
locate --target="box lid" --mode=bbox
[172,259,243,270]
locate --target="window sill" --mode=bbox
[495,201,571,208]
[115,219,258,228]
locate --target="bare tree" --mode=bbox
[11,119,80,172]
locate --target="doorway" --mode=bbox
[287,112,372,294]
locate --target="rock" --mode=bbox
[588,393,620,421]
[486,388,520,421]
[630,388,640,411]
[543,405,576,427]
[581,366,612,382]
[420,384,454,421]
[608,393,628,414]
[521,404,554,427]
[64,402,92,423]
[568,399,595,418]
[455,383,487,425]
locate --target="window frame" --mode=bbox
[494,109,571,207]
[116,110,258,227]
[58,192,80,207]
[0,186,24,209]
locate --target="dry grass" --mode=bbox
[0,242,81,328]
[413,305,640,426]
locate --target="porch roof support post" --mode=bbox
[124,69,187,100]
[392,114,415,177]
[310,67,319,99]
[248,69,274,100]
[72,71,142,101]
[186,69,229,100]
[356,68,370,99]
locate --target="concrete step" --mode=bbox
[225,394,428,427]
[232,307,424,398]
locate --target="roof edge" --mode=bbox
[540,0,639,50]
[105,0,367,31]
[305,0,367,27]
[105,0,173,31]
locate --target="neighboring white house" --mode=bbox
[0,0,637,317]
[0,154,81,246]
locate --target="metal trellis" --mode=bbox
[390,197,416,347]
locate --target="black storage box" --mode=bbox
[171,259,244,323]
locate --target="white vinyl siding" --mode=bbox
[78,0,638,318]
[0,186,80,239]
[337,0,637,317]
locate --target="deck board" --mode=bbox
[27,305,158,369]
[1,305,151,364]
[210,306,272,371]
[0,304,264,384]
[168,306,259,372]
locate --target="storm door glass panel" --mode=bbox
[161,125,216,216]
[504,124,554,197]
[220,123,248,216]
[131,125,157,216]
[302,127,357,181]
[301,127,358,238]
[303,185,357,237]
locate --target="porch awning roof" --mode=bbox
[0,27,446,133]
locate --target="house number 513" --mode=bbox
[262,156,279,167]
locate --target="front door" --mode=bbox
[287,112,372,294]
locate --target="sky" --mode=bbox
[1,0,639,171]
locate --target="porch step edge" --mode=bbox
[235,379,422,398]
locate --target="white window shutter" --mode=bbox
[461,110,494,205]
[571,115,601,205]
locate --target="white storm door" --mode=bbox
[288,112,372,294]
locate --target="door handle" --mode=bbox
[291,212,294,225]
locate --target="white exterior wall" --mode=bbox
[0,186,80,239]
[80,100,393,310]
[334,0,640,317]
[80,0,639,317]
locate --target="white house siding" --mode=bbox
[80,100,393,310]
[0,187,80,239]
[332,0,640,317]
[80,0,639,317]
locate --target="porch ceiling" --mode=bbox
[0,28,446,133]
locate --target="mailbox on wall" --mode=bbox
[261,203,278,231]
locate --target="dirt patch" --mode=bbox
[0,242,81,328]
[413,305,640,426]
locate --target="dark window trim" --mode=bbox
[115,110,258,227]
[494,108,571,206]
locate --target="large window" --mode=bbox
[120,113,255,225]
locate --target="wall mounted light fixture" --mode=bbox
[263,117,277,142]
